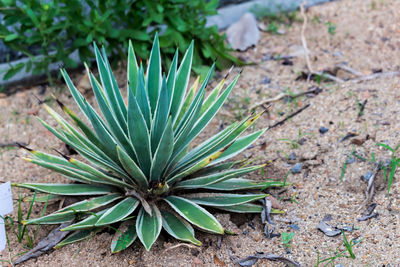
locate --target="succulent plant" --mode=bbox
[14,34,285,252]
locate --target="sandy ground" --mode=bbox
[1,0,400,266]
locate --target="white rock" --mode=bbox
[226,12,260,51]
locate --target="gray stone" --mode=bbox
[291,163,302,173]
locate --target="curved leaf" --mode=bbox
[174,165,264,190]
[170,41,194,123]
[164,196,224,234]
[95,197,139,226]
[61,210,107,231]
[167,143,231,183]
[136,205,162,251]
[203,179,285,191]
[127,40,139,95]
[215,203,263,213]
[175,76,199,125]
[94,44,127,128]
[24,157,105,185]
[185,193,267,207]
[68,158,134,189]
[55,228,98,249]
[215,203,284,214]
[58,193,123,213]
[12,183,115,196]
[23,211,75,225]
[116,145,148,189]
[147,32,161,114]
[127,89,152,175]
[161,210,201,246]
[190,161,239,178]
[211,129,266,165]
[166,50,178,105]
[150,118,174,182]
[150,76,170,153]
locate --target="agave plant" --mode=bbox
[14,34,285,252]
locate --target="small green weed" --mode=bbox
[265,22,280,34]
[315,231,361,266]
[4,192,48,249]
[325,21,336,35]
[340,147,376,181]
[376,142,400,194]
[279,129,311,150]
[281,232,295,248]
[250,5,299,35]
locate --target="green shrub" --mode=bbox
[0,0,240,82]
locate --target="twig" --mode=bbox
[334,64,363,77]
[163,243,200,253]
[250,87,321,110]
[267,104,310,130]
[0,142,29,148]
[313,71,344,83]
[358,163,381,211]
[250,93,286,110]
[299,2,344,84]
[357,99,368,119]
[300,1,313,74]
[350,71,400,83]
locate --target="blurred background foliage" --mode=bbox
[0,0,241,82]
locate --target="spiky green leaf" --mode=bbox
[185,193,267,207]
[13,183,115,196]
[161,210,201,246]
[23,211,75,225]
[61,210,107,231]
[95,197,139,226]
[215,203,284,214]
[147,33,161,114]
[164,196,224,234]
[55,228,98,249]
[136,205,162,251]
[203,179,286,191]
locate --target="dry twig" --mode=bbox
[299,2,344,84]
[334,64,364,77]
[350,71,400,83]
[358,163,381,211]
[250,87,321,110]
[163,243,200,253]
[300,1,313,74]
[267,104,310,130]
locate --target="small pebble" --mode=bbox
[289,224,299,231]
[291,163,302,173]
[346,156,355,164]
[322,214,333,222]
[365,171,373,181]
[298,138,307,145]
[319,126,329,134]
[333,51,343,57]
[260,77,271,84]
[288,152,296,161]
